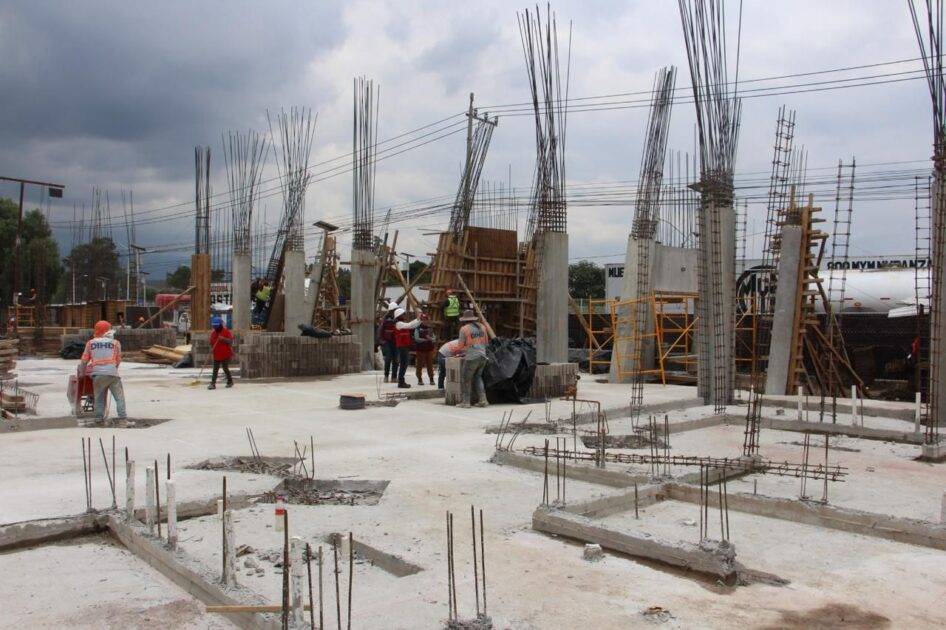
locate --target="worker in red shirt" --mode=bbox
[208,316,234,389]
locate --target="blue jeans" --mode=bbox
[437,354,447,389]
[93,374,127,419]
[382,340,398,379]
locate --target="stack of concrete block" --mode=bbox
[530,363,578,399]
[0,338,18,380]
[236,332,361,379]
[61,327,177,352]
[444,357,465,405]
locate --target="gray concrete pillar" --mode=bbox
[609,235,655,383]
[231,253,251,331]
[765,224,803,395]
[537,231,569,364]
[283,249,307,332]
[350,248,378,370]
[696,201,736,407]
[932,175,946,440]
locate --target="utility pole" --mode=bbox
[1,175,65,307]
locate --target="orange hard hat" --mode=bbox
[93,320,111,336]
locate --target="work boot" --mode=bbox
[207,383,216,390]
[476,400,489,408]
[384,376,390,383]
[417,378,423,386]
[398,381,411,389]
[458,402,471,409]
[225,381,233,388]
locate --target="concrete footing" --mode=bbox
[921,440,946,462]
[530,363,578,399]
[536,232,568,364]
[232,253,251,331]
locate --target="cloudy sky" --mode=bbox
[0,1,933,282]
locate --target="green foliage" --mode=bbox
[337,267,351,301]
[64,237,122,301]
[0,198,63,306]
[568,260,605,299]
[166,265,191,290]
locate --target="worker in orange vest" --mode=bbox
[80,320,127,421]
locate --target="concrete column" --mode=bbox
[166,479,177,549]
[609,235,654,383]
[536,231,569,364]
[350,248,378,370]
[231,253,251,331]
[283,249,307,333]
[696,202,736,406]
[932,175,946,442]
[125,460,135,522]
[223,510,237,586]
[145,466,156,535]
[765,224,803,395]
[290,536,305,626]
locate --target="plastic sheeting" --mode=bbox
[483,337,536,403]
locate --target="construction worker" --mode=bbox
[413,312,436,385]
[437,337,464,390]
[253,281,271,322]
[394,307,421,389]
[376,302,400,382]
[208,316,234,389]
[456,309,489,408]
[80,320,127,421]
[442,289,461,340]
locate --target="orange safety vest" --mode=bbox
[81,337,121,375]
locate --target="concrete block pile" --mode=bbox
[236,332,361,379]
[530,362,578,399]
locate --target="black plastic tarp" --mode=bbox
[60,340,85,360]
[483,337,536,403]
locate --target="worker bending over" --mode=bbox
[80,320,127,421]
[394,307,421,389]
[456,309,489,408]
[437,338,463,390]
[208,316,234,389]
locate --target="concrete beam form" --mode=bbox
[0,513,106,553]
[536,231,569,364]
[232,253,251,331]
[741,415,926,445]
[326,532,423,577]
[532,507,738,580]
[107,516,280,630]
[282,249,307,333]
[350,248,379,371]
[664,483,946,551]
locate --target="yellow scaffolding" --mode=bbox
[610,292,698,384]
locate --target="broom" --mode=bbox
[188,337,220,387]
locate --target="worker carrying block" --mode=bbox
[79,320,127,422]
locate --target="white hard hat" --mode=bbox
[394,308,405,319]
[387,301,399,311]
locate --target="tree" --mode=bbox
[337,267,351,301]
[166,265,191,290]
[568,260,605,299]
[0,198,63,306]
[64,237,122,302]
